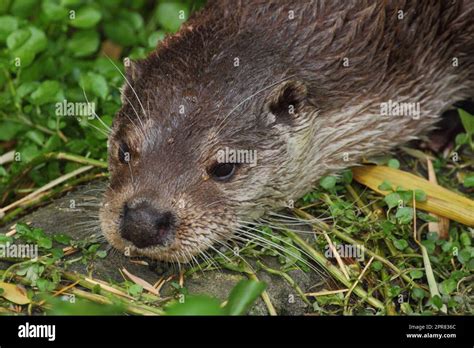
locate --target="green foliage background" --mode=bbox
[0,0,204,199]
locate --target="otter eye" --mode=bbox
[209,163,236,181]
[118,142,131,164]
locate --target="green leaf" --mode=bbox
[41,0,68,20]
[414,189,427,202]
[320,176,337,190]
[103,17,139,46]
[458,109,474,135]
[53,233,72,245]
[397,190,413,204]
[67,30,99,57]
[457,248,472,264]
[384,192,401,209]
[50,248,64,259]
[409,270,424,279]
[460,232,471,247]
[387,159,400,169]
[388,285,401,298]
[155,2,189,32]
[439,278,457,295]
[464,174,474,188]
[96,250,107,258]
[16,81,40,99]
[25,130,44,146]
[7,28,31,50]
[378,180,392,191]
[430,295,443,309]
[0,16,19,42]
[0,233,13,244]
[37,278,55,292]
[79,72,109,100]
[8,26,47,67]
[148,30,165,47]
[128,284,143,296]
[0,121,24,141]
[468,258,474,271]
[395,207,413,224]
[38,237,53,249]
[11,0,38,18]
[224,280,266,315]
[341,170,353,184]
[30,80,63,105]
[393,238,408,251]
[69,6,102,28]
[371,261,383,271]
[411,287,426,300]
[165,295,225,315]
[46,297,124,315]
[455,133,468,146]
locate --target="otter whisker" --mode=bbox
[206,234,255,272]
[120,92,148,140]
[267,211,333,223]
[268,209,335,222]
[185,249,206,274]
[200,241,227,271]
[81,188,107,194]
[214,230,311,273]
[105,55,148,137]
[196,244,220,271]
[234,226,323,277]
[81,87,112,134]
[257,218,326,235]
[80,119,110,138]
[234,228,322,277]
[236,221,327,272]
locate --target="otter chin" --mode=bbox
[100,0,474,263]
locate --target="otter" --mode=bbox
[100,0,474,263]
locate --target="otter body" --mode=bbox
[100,0,474,262]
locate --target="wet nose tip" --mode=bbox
[120,201,175,248]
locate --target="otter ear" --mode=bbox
[121,60,143,104]
[263,80,308,124]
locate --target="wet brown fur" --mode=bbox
[100,0,474,262]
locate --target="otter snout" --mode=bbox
[120,201,175,248]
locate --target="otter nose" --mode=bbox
[120,201,175,248]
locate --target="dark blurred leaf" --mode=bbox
[224,280,266,315]
[0,15,19,42]
[69,6,102,28]
[79,72,109,100]
[67,30,100,57]
[165,295,225,315]
[30,80,63,105]
[155,1,189,32]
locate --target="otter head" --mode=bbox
[100,42,319,263]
